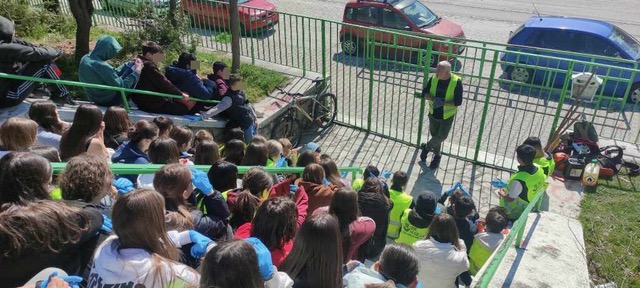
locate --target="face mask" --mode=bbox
[222,68,230,79]
[151,53,165,63]
[190,60,200,70]
[237,81,248,90]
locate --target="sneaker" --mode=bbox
[50,95,77,106]
[200,107,215,119]
[429,155,442,169]
[419,143,429,162]
[127,100,138,110]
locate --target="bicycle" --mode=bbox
[270,76,337,147]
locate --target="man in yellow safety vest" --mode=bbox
[419,61,463,169]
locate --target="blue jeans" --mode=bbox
[244,123,256,143]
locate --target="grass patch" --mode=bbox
[214,32,232,44]
[579,173,640,287]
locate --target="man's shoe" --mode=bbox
[420,143,429,162]
[429,155,442,169]
[50,95,77,106]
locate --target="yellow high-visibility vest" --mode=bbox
[428,74,461,120]
[387,189,413,239]
[499,167,547,220]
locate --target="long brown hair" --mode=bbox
[194,140,220,165]
[374,243,419,287]
[303,163,325,185]
[241,142,268,166]
[223,139,245,165]
[329,188,359,262]
[59,154,114,204]
[0,117,38,151]
[280,214,343,288]
[427,214,462,250]
[148,138,180,164]
[242,167,273,198]
[28,100,65,135]
[321,158,345,188]
[0,152,52,205]
[103,106,131,137]
[0,200,88,261]
[112,189,179,261]
[200,240,264,288]
[251,197,298,251]
[60,104,103,161]
[153,164,194,231]
[169,125,193,151]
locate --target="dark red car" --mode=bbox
[340,0,465,66]
[181,0,279,33]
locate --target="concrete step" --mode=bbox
[488,211,590,287]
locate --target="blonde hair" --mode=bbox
[266,140,283,159]
[0,117,38,151]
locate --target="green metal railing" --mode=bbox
[471,186,548,287]
[50,162,363,179]
[0,72,218,113]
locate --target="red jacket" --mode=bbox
[296,180,338,216]
[234,222,294,268]
[270,180,309,227]
[313,207,376,261]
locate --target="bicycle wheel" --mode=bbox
[270,115,302,147]
[314,93,337,129]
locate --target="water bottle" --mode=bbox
[582,159,600,187]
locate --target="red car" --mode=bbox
[181,0,279,34]
[340,0,465,66]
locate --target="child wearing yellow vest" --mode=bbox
[469,207,508,275]
[387,171,412,240]
[523,136,555,177]
[395,191,443,246]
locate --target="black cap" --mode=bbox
[414,191,441,218]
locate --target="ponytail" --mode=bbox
[231,190,260,228]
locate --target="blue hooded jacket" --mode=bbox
[165,64,214,99]
[78,35,139,105]
[111,141,149,183]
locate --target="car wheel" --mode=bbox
[628,82,640,104]
[508,66,533,83]
[341,36,361,56]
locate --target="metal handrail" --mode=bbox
[49,162,364,180]
[0,72,219,113]
[472,187,548,287]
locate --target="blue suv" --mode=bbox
[501,16,640,103]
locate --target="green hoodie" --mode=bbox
[78,35,139,105]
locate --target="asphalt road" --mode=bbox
[268,0,640,42]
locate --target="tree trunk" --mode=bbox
[68,0,94,58]
[169,0,178,28]
[229,0,241,73]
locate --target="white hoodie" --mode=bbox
[87,235,200,288]
[413,237,469,288]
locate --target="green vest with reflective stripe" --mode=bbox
[533,155,555,177]
[499,167,547,220]
[428,74,461,119]
[469,238,492,275]
[387,189,413,239]
[395,209,429,246]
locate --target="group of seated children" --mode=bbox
[0,22,257,134]
[0,91,552,288]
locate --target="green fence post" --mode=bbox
[121,90,130,112]
[321,20,327,81]
[473,51,498,162]
[301,18,307,77]
[366,29,374,131]
[548,62,575,141]
[416,41,434,146]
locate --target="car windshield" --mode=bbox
[609,26,640,60]
[400,1,438,28]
